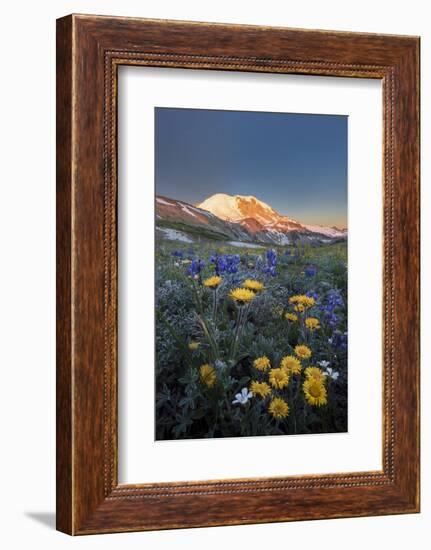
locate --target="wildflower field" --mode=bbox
[155,239,347,440]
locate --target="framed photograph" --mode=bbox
[56,14,420,534]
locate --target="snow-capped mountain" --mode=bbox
[198,193,281,225]
[155,193,346,245]
[197,194,347,239]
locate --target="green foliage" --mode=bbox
[155,239,347,440]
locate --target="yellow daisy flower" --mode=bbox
[303,378,327,406]
[285,312,298,322]
[295,344,312,360]
[289,294,316,309]
[203,275,222,288]
[199,364,217,388]
[280,355,302,375]
[188,341,200,351]
[268,397,290,419]
[304,366,325,383]
[250,381,271,398]
[269,368,290,389]
[253,356,271,372]
[243,279,264,292]
[302,296,316,308]
[229,287,256,304]
[305,317,320,331]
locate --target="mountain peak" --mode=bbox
[197,193,279,224]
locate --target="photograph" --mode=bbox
[155,107,348,440]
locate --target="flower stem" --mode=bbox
[229,305,243,361]
[212,287,218,322]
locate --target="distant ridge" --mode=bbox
[155,193,347,245]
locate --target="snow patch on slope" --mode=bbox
[227,241,263,249]
[157,227,193,243]
[266,230,291,245]
[180,204,198,218]
[156,197,175,206]
[302,224,346,238]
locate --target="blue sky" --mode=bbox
[155,107,347,227]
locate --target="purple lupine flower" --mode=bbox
[266,249,277,267]
[171,250,184,258]
[318,290,343,326]
[327,313,339,326]
[188,259,205,277]
[263,249,277,276]
[305,266,317,277]
[330,330,348,350]
[211,254,240,275]
[306,291,319,301]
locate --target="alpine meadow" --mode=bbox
[154,107,348,440]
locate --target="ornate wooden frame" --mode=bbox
[56,14,420,535]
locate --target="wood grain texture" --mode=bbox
[56,14,420,535]
[56,15,73,535]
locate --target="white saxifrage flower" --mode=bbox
[232,387,253,405]
[324,367,340,380]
